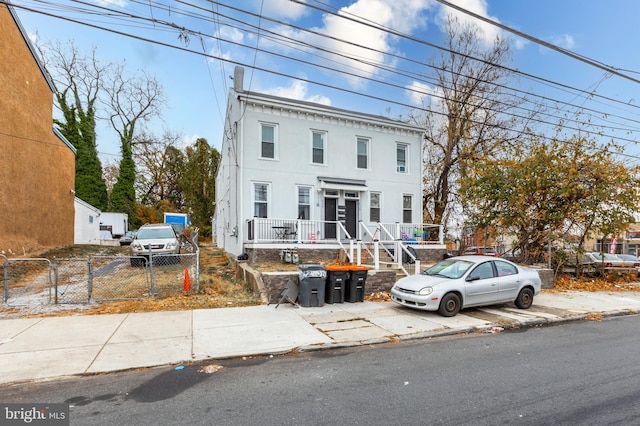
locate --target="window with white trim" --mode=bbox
[312,131,326,164]
[260,123,276,159]
[403,195,412,223]
[357,137,369,169]
[370,192,381,222]
[396,143,408,173]
[253,183,269,218]
[297,186,311,219]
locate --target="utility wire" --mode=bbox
[7,0,640,160]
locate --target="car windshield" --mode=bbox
[591,253,618,261]
[137,228,175,239]
[423,259,474,279]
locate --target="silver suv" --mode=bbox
[129,223,180,266]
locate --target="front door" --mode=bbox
[345,199,358,239]
[324,198,337,239]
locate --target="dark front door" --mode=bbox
[345,199,358,239]
[324,198,337,239]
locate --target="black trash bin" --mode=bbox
[298,264,327,307]
[346,266,369,303]
[325,266,349,304]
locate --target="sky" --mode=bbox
[8,0,640,166]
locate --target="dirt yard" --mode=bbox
[0,243,261,318]
[1,244,638,319]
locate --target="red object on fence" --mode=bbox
[183,268,191,293]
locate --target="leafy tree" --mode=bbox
[460,135,640,264]
[181,138,220,236]
[416,17,533,230]
[133,131,185,207]
[40,41,108,209]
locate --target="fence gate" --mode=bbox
[2,255,53,306]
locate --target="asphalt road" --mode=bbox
[2,315,640,425]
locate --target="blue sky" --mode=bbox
[10,0,640,165]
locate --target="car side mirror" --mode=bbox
[466,274,481,282]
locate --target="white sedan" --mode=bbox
[390,255,542,317]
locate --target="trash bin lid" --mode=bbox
[298,263,328,271]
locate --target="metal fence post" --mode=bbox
[53,257,58,304]
[195,246,200,293]
[87,256,93,303]
[2,255,7,303]
[148,246,155,297]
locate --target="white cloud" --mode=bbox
[246,0,309,20]
[95,0,127,7]
[274,0,435,89]
[435,0,502,46]
[551,34,576,49]
[264,80,332,105]
[405,80,442,109]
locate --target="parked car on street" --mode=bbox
[613,253,640,268]
[119,230,137,246]
[461,246,499,257]
[129,224,180,266]
[390,255,541,317]
[585,252,625,267]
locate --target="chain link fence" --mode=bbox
[2,247,199,307]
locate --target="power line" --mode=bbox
[433,0,640,84]
[6,0,640,160]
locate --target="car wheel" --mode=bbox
[515,287,534,309]
[438,293,461,317]
[130,258,141,267]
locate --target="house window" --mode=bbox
[89,215,94,224]
[297,186,311,219]
[312,131,325,164]
[357,137,369,169]
[370,192,381,222]
[403,195,412,223]
[260,123,276,159]
[397,143,408,173]
[253,183,269,218]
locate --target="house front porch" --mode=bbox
[245,218,447,276]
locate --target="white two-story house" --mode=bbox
[215,67,444,268]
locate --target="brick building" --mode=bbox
[0,4,75,253]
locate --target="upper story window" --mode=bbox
[403,194,412,223]
[253,183,269,218]
[396,143,408,173]
[312,131,326,164]
[357,137,369,169]
[260,123,276,159]
[370,192,381,223]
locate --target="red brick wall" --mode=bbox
[0,6,75,253]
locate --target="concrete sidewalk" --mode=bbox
[2,290,640,385]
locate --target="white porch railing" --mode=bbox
[246,218,443,276]
[247,217,353,242]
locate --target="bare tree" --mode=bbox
[37,40,110,210]
[105,64,165,219]
[419,17,531,231]
[133,130,185,207]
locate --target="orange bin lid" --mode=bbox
[324,264,352,271]
[349,265,369,271]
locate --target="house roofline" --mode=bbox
[5,1,56,93]
[74,197,101,214]
[53,128,76,154]
[236,90,425,135]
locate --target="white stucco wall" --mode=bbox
[215,84,424,256]
[74,197,101,245]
